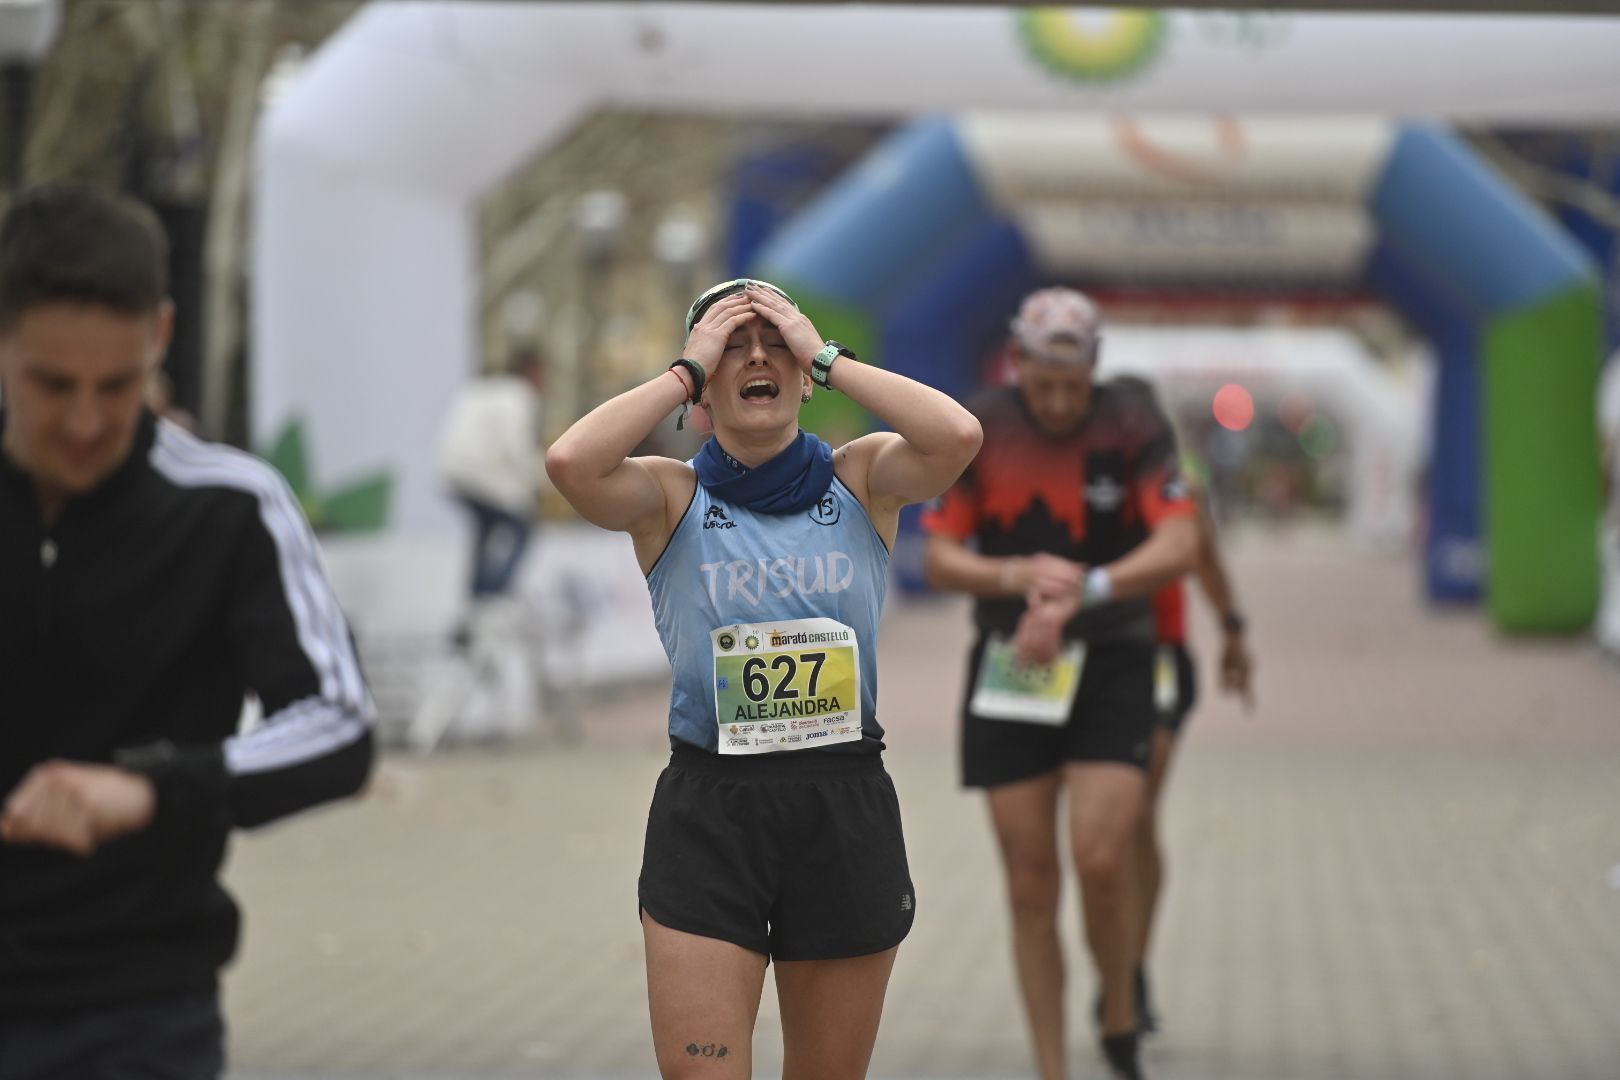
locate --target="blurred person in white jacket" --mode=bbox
[1599,349,1620,657]
[437,347,546,607]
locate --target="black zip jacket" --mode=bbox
[0,410,375,1015]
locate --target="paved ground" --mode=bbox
[223,528,1620,1079]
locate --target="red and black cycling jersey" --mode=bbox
[922,382,1194,644]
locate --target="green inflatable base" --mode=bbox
[1483,285,1603,633]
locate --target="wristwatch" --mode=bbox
[1080,567,1114,607]
[1221,610,1247,636]
[811,340,857,390]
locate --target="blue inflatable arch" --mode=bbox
[755,117,1603,633]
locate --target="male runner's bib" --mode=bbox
[970,635,1084,726]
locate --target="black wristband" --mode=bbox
[1221,611,1247,636]
[669,358,706,404]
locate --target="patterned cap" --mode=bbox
[685,278,797,336]
[1010,287,1103,364]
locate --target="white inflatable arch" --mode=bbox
[253,2,1620,536]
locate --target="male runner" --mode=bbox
[923,287,1197,1080]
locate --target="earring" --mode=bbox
[801,386,813,404]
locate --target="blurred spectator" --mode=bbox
[436,347,547,606]
[0,185,373,1079]
[1603,350,1620,511]
[1598,351,1620,656]
[1205,422,1250,524]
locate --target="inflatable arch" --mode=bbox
[754,115,1603,631]
[254,4,1620,633]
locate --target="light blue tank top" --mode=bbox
[647,475,889,753]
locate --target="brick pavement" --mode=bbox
[224,530,1620,1079]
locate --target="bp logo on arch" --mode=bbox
[1018,7,1168,84]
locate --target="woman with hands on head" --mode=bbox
[545,278,981,1079]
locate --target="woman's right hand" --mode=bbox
[682,291,756,380]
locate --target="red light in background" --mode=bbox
[1212,383,1255,431]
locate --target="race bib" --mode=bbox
[1154,646,1178,713]
[712,617,862,754]
[970,635,1084,726]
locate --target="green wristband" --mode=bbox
[812,340,858,391]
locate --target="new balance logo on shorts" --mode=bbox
[900,894,913,912]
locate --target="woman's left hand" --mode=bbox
[746,286,823,372]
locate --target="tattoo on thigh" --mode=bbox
[684,1042,730,1060]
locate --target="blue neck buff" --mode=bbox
[693,430,835,515]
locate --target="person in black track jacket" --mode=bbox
[0,185,375,1079]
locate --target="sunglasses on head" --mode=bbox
[684,278,798,335]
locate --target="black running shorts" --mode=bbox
[639,744,915,962]
[1155,643,1199,734]
[960,638,1158,788]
